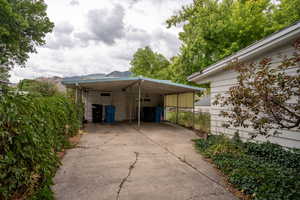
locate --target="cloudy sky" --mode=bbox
[10,0,193,83]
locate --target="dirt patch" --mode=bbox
[57,130,85,159]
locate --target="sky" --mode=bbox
[9,0,193,83]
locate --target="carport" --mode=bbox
[62,76,203,128]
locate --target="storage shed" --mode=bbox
[62,76,203,127]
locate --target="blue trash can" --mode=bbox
[105,105,115,123]
[155,107,162,123]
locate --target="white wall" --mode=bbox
[84,90,163,122]
[200,43,300,148]
[84,90,113,122]
[195,106,210,113]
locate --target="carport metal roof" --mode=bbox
[62,76,203,128]
[62,76,203,94]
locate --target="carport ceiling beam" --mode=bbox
[122,80,140,91]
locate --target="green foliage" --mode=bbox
[166,109,210,133]
[0,92,82,200]
[166,0,300,83]
[18,79,61,97]
[130,46,171,80]
[0,0,54,68]
[194,135,300,199]
[244,142,300,170]
[0,66,10,82]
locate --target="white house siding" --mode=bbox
[204,43,300,148]
[195,106,211,113]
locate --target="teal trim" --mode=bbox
[140,77,203,91]
[62,77,140,84]
[62,76,203,91]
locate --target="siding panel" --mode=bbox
[206,43,300,148]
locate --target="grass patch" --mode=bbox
[194,135,300,200]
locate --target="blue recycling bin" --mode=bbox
[155,107,163,123]
[105,105,115,123]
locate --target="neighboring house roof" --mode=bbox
[63,71,132,82]
[0,80,9,85]
[195,95,211,106]
[188,21,300,83]
[62,76,203,94]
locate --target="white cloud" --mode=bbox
[69,0,79,6]
[75,5,125,45]
[10,0,194,83]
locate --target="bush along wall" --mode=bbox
[194,135,300,200]
[0,93,83,200]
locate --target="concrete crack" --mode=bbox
[76,134,118,150]
[116,152,139,200]
[102,134,119,146]
[133,127,226,190]
[185,194,200,200]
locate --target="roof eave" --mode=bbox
[62,76,204,92]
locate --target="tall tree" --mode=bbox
[130,46,171,80]
[0,0,54,80]
[166,0,300,82]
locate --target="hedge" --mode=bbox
[194,135,300,200]
[0,93,83,200]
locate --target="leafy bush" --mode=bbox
[0,93,82,200]
[194,135,300,200]
[245,142,300,170]
[18,79,62,97]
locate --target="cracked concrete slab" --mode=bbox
[53,123,237,200]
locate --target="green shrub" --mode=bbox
[194,135,300,200]
[245,142,300,170]
[0,93,82,200]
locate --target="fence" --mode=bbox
[165,107,211,134]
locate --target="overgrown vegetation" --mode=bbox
[166,109,210,133]
[0,92,83,200]
[194,135,300,199]
[18,79,62,97]
[130,0,300,84]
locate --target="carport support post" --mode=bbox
[193,92,195,129]
[138,81,141,128]
[75,87,78,104]
[176,93,179,124]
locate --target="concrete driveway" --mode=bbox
[53,123,237,200]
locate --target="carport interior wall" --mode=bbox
[77,89,164,122]
[75,87,195,126]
